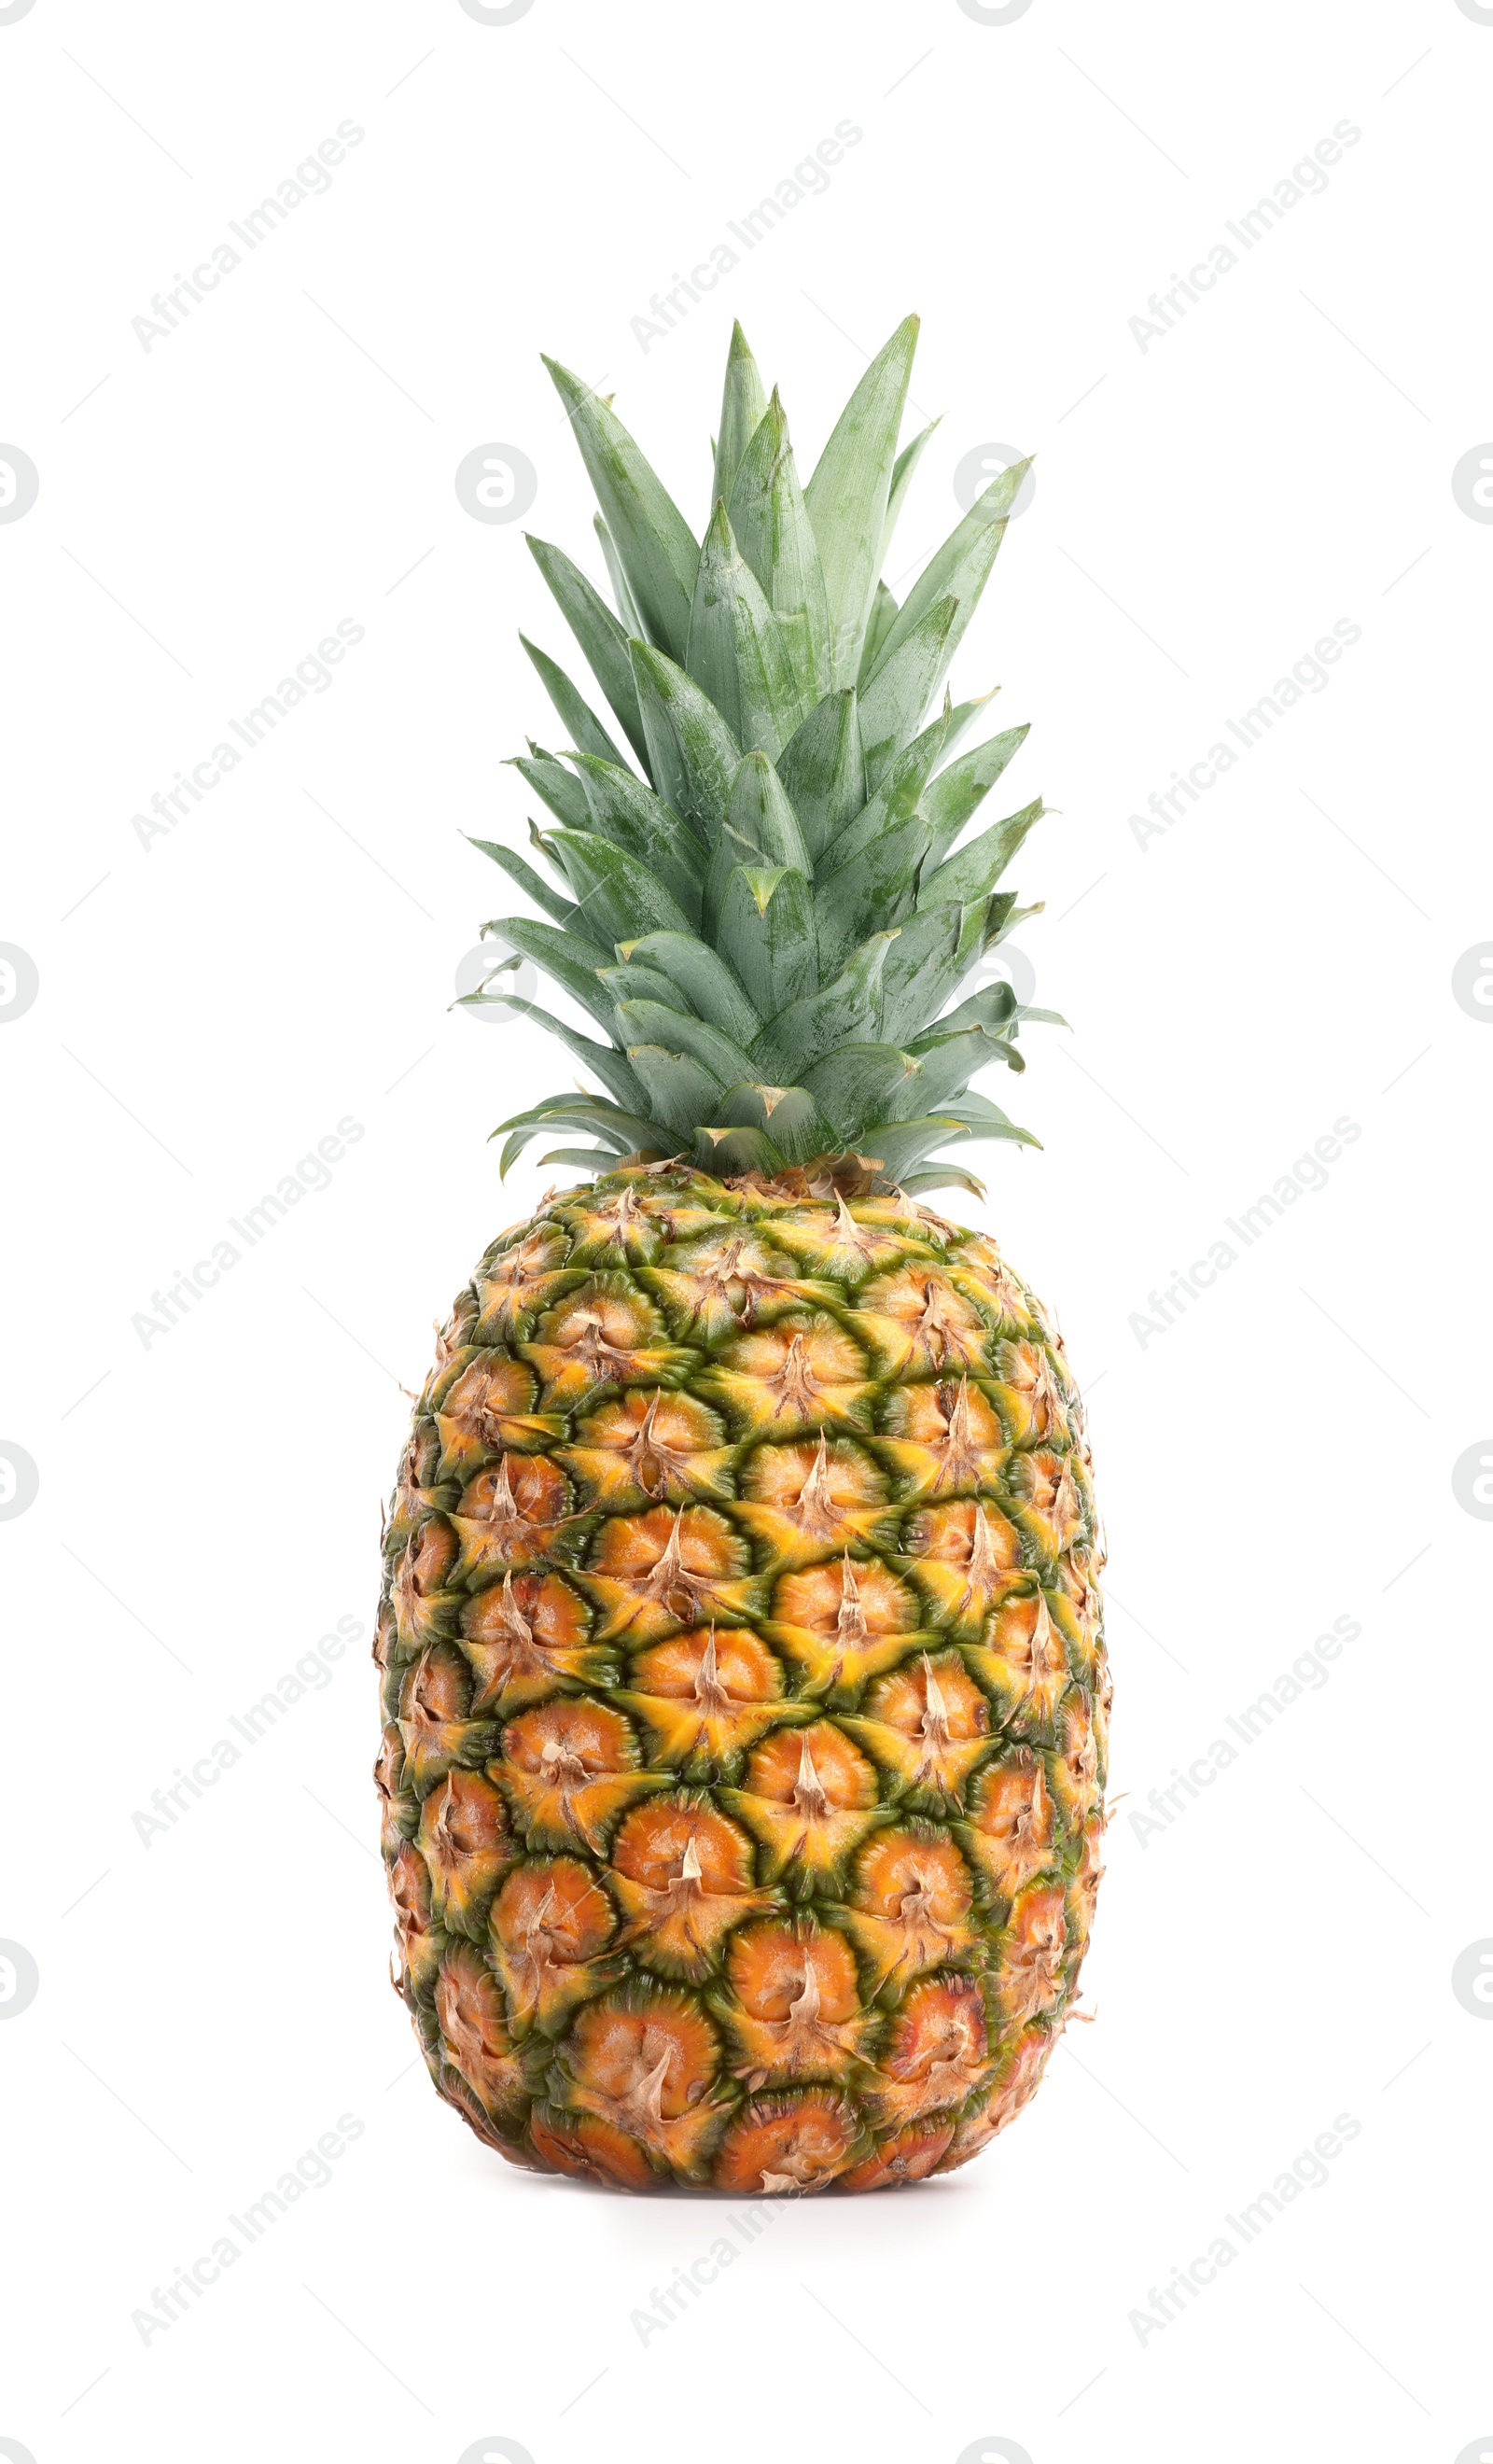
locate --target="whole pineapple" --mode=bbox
[377,317,1109,2193]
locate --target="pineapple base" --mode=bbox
[377,1168,1109,2193]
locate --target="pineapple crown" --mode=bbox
[473,314,1062,1199]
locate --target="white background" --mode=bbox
[2,1,1490,2458]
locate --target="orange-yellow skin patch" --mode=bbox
[579,1504,760,1644]
[953,1238,1040,1333]
[387,1839,444,1997]
[838,1650,994,1809]
[722,1720,887,1887]
[899,1496,1025,1635]
[397,1642,495,1793]
[996,1882,1068,2024]
[770,1203,931,1284]
[966,1586,1072,1736]
[417,1768,515,1937]
[1053,1686,1102,1829]
[436,1940,526,2121]
[863,1974,994,2127]
[385,1422,448,1558]
[992,1338,1071,1446]
[700,1312,874,1438]
[644,1228,815,1341]
[615,1628,804,1773]
[767,1553,923,1693]
[854,1266,995,1379]
[960,1749,1058,1903]
[555,1989,726,2178]
[1010,1445,1088,1559]
[932,2024,1055,2172]
[433,1353,564,1483]
[520,1285,695,1412]
[718,1917,871,2087]
[390,1519,459,1658]
[609,1798,777,1980]
[459,1571,612,1715]
[489,1856,623,2036]
[451,1452,575,1584]
[553,1181,667,1267]
[1053,1545,1106,1681]
[733,1435,892,1572]
[556,1387,735,1509]
[495,1700,665,1854]
[713,2088,864,2194]
[844,1827,980,1992]
[876,1376,1010,1501]
[373,1724,416,1859]
[529,2102,657,2190]
[838,2118,956,2191]
[473,1229,584,1339]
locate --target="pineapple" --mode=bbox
[377,316,1109,2193]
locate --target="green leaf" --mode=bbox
[595,513,645,637]
[467,836,581,930]
[686,500,805,757]
[857,581,900,689]
[716,863,819,1020]
[900,1165,989,1200]
[706,1083,836,1166]
[855,1114,973,1177]
[520,636,632,769]
[938,1089,1040,1147]
[909,981,1017,1043]
[621,931,760,1044]
[727,392,831,705]
[544,357,700,664]
[857,596,957,791]
[819,692,958,883]
[543,830,696,948]
[572,754,707,924]
[879,416,940,569]
[629,641,742,845]
[803,314,919,689]
[878,900,987,1045]
[868,459,1032,684]
[624,1044,727,1137]
[918,798,1046,910]
[799,1043,921,1143]
[613,999,756,1088]
[597,960,691,1012]
[725,749,813,875]
[774,690,864,866]
[471,1004,649,1116]
[525,535,650,768]
[508,750,590,831]
[484,917,617,1033]
[880,1026,1001,1117]
[815,813,930,975]
[711,321,770,515]
[537,1146,635,1176]
[750,931,899,1081]
[921,725,1030,867]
